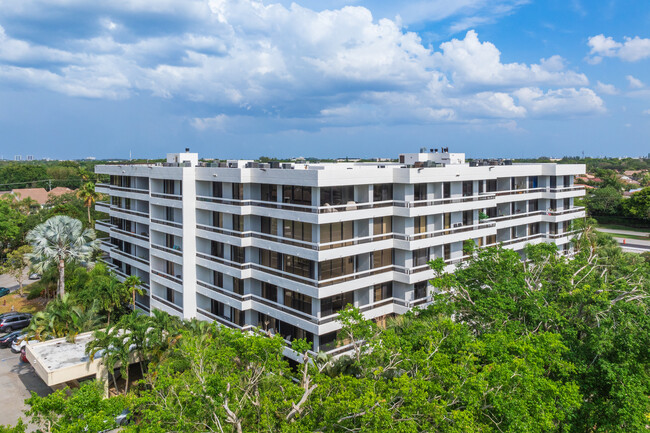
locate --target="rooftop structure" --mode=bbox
[95,149,586,355]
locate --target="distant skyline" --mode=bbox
[0,0,649,159]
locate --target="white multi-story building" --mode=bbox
[95,149,585,353]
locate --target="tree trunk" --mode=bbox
[133,289,136,310]
[19,280,23,297]
[107,310,111,327]
[87,205,92,227]
[58,259,65,297]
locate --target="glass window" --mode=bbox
[321,221,354,243]
[320,186,354,206]
[414,216,426,234]
[232,183,243,200]
[283,289,312,314]
[443,182,451,198]
[283,185,312,206]
[212,212,223,228]
[261,282,277,302]
[373,282,393,301]
[233,277,244,295]
[231,246,245,263]
[284,255,314,278]
[232,214,244,232]
[320,256,355,280]
[210,299,224,316]
[321,292,354,316]
[443,244,451,260]
[213,271,223,287]
[528,176,539,188]
[211,241,224,258]
[373,216,392,235]
[462,210,473,226]
[212,182,223,198]
[486,179,497,193]
[261,217,278,235]
[462,181,473,197]
[414,281,427,299]
[444,213,451,229]
[373,184,393,202]
[283,220,312,242]
[529,200,539,212]
[260,184,277,202]
[372,249,393,269]
[414,183,427,201]
[259,250,281,269]
[413,248,429,267]
[257,312,277,333]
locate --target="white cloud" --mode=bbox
[642,109,650,116]
[626,75,644,89]
[513,87,605,117]
[0,0,604,128]
[595,81,618,95]
[588,34,650,62]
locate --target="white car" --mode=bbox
[11,335,37,353]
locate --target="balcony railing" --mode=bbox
[406,193,494,207]
[152,294,182,313]
[151,192,182,201]
[407,222,496,242]
[151,269,183,286]
[98,183,150,194]
[150,218,183,229]
[151,243,183,256]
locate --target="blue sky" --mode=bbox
[0,0,648,160]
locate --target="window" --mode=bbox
[260,184,277,202]
[564,198,570,209]
[414,281,427,299]
[284,255,314,278]
[443,244,451,260]
[279,321,313,343]
[319,331,338,351]
[550,176,557,189]
[229,307,245,327]
[478,180,485,194]
[529,200,539,212]
[462,210,473,226]
[284,289,312,314]
[321,221,353,244]
[549,223,558,235]
[260,217,278,236]
[374,282,393,301]
[232,214,244,232]
[212,212,223,228]
[213,271,223,287]
[413,248,429,267]
[261,282,277,302]
[166,287,175,303]
[283,185,312,206]
[283,220,312,242]
[321,292,354,316]
[212,182,223,198]
[165,206,174,222]
[564,175,571,187]
[486,234,496,245]
[528,222,540,235]
[373,216,392,235]
[485,207,497,218]
[414,216,427,234]
[320,186,354,206]
[211,299,224,316]
[233,277,244,295]
[372,249,393,269]
[414,183,427,201]
[231,246,245,263]
[211,241,224,258]
[443,213,451,229]
[257,312,277,333]
[320,256,355,280]
[486,179,497,193]
[232,183,243,200]
[443,182,451,198]
[462,181,473,197]
[163,179,175,195]
[373,184,393,202]
[529,176,539,188]
[259,250,281,269]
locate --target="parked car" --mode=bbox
[20,347,28,363]
[0,313,32,333]
[28,273,40,280]
[0,330,25,348]
[12,333,45,353]
[0,288,10,297]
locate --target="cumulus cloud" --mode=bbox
[0,0,604,130]
[588,34,650,63]
[595,81,618,95]
[626,75,644,89]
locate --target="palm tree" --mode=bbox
[77,182,101,226]
[26,215,100,298]
[123,276,144,310]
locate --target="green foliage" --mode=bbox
[1,245,32,295]
[0,420,26,433]
[26,293,101,342]
[0,198,26,254]
[0,163,48,189]
[622,186,650,221]
[25,381,127,433]
[585,185,623,216]
[429,242,650,432]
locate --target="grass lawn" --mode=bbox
[595,223,650,233]
[610,233,650,241]
[0,292,47,314]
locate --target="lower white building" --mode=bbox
[95,149,585,353]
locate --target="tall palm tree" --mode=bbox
[123,275,144,310]
[77,182,101,226]
[26,215,100,298]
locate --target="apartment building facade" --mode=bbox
[95,150,585,353]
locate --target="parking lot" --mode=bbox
[0,341,52,428]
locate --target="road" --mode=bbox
[595,228,650,252]
[0,342,52,430]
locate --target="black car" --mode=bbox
[0,313,32,333]
[0,330,24,348]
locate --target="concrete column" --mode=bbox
[182,166,197,319]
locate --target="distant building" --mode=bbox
[14,155,21,161]
[26,155,34,161]
[85,157,96,161]
[7,187,75,207]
